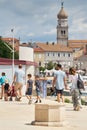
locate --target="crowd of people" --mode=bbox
[0,64,48,104]
[0,63,85,111]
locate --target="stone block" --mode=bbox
[31,100,66,127]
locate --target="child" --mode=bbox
[26,74,33,104]
[4,79,10,101]
[0,72,7,99]
[34,75,42,103]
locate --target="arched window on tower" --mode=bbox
[61,30,66,35]
[64,30,65,35]
[61,30,63,34]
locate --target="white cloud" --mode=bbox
[44,29,56,35]
[27,33,34,37]
[70,18,87,33]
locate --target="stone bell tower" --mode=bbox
[57,2,68,46]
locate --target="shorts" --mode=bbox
[36,90,41,96]
[4,89,9,93]
[56,88,64,95]
[14,82,23,91]
[26,88,32,95]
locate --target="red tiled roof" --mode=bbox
[36,43,72,52]
[34,48,44,52]
[2,37,19,42]
[68,40,87,43]
[68,40,87,48]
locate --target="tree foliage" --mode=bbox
[0,38,19,59]
[46,61,54,70]
[39,66,45,72]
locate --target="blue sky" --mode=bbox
[0,0,87,43]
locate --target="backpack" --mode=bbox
[77,74,84,89]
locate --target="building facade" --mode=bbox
[34,43,73,70]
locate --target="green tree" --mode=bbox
[0,39,19,59]
[39,66,45,72]
[46,61,54,70]
[14,51,19,59]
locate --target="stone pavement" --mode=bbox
[0,96,87,130]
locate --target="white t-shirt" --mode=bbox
[15,69,25,83]
[54,70,66,90]
[69,73,83,90]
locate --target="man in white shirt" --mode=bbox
[52,64,67,103]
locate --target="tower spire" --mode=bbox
[61,1,64,8]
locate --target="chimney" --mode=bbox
[52,42,55,45]
[46,42,49,45]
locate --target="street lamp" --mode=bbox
[3,29,14,81]
[11,29,14,80]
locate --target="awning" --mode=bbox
[0,58,38,66]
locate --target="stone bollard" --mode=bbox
[31,100,66,127]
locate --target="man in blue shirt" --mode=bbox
[14,64,25,101]
[52,64,67,103]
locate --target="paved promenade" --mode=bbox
[0,96,87,130]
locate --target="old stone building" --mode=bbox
[34,42,73,70]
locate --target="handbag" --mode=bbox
[77,74,84,89]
